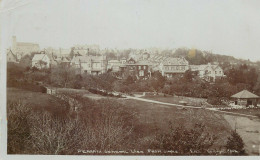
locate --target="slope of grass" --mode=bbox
[117,99,232,149]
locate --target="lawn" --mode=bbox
[143,95,209,107]
[56,87,105,100]
[7,88,234,153]
[117,98,232,149]
[7,88,69,114]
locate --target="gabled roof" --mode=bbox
[231,90,259,99]
[71,55,106,63]
[108,60,120,63]
[190,64,222,71]
[162,57,188,65]
[32,54,49,61]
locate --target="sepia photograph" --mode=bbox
[1,0,260,159]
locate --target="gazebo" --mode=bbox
[231,90,259,107]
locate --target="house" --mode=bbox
[32,54,50,69]
[70,55,107,75]
[7,49,18,63]
[190,63,224,82]
[107,60,121,72]
[142,52,150,60]
[11,36,40,60]
[159,57,189,78]
[231,90,259,107]
[123,58,151,79]
[73,44,100,55]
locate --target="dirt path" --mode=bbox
[223,115,260,155]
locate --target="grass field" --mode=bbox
[56,88,105,100]
[7,87,237,153]
[116,98,232,149]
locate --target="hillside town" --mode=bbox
[7,36,226,82]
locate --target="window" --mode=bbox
[139,66,141,70]
[215,71,217,74]
[139,70,144,76]
[144,66,146,69]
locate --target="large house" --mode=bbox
[159,57,189,78]
[70,55,107,75]
[190,63,224,82]
[12,36,40,60]
[32,54,50,69]
[122,58,151,79]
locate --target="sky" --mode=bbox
[1,0,260,61]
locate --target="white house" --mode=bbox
[70,55,107,75]
[190,63,224,82]
[32,54,50,69]
[159,57,189,78]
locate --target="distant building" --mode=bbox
[159,57,189,78]
[6,49,18,63]
[32,54,50,69]
[70,55,107,75]
[120,57,127,64]
[142,52,150,60]
[190,63,224,82]
[123,58,151,79]
[73,44,100,56]
[55,57,70,67]
[12,36,40,60]
[107,60,121,72]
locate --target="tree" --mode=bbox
[51,65,76,87]
[183,69,198,82]
[69,47,75,59]
[149,71,166,92]
[225,130,245,155]
[19,55,32,68]
[124,75,135,85]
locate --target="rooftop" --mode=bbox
[231,90,259,99]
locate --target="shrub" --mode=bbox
[225,130,246,155]
[150,123,216,155]
[7,101,31,154]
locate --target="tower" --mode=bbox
[12,36,17,51]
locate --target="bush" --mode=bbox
[7,101,31,154]
[225,130,246,155]
[150,123,216,155]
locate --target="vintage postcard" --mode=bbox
[1,0,260,159]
